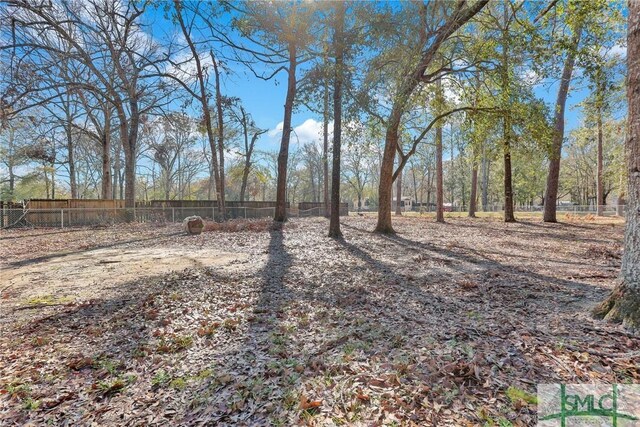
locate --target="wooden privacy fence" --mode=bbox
[3,199,347,228]
[25,199,126,227]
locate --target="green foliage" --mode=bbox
[506,386,538,405]
[151,370,172,388]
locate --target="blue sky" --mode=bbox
[148,4,627,158]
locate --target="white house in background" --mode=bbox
[391,196,414,212]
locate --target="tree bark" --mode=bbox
[543,27,582,222]
[395,168,402,216]
[113,141,120,200]
[501,3,515,223]
[468,75,480,218]
[436,79,445,223]
[328,2,345,238]
[123,98,139,208]
[323,68,330,218]
[7,127,16,199]
[596,103,605,216]
[449,124,455,208]
[65,106,77,199]
[101,107,112,200]
[481,147,489,211]
[503,120,516,222]
[239,108,249,203]
[274,43,297,222]
[212,55,226,219]
[594,0,640,331]
[469,160,478,218]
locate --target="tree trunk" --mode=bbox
[395,168,402,216]
[376,121,399,233]
[503,121,516,222]
[597,105,605,216]
[436,79,445,223]
[328,2,344,238]
[481,151,489,211]
[594,1,640,331]
[115,107,132,206]
[50,157,56,199]
[469,160,478,218]
[123,99,139,208]
[501,3,515,223]
[43,161,50,198]
[212,54,226,219]
[323,69,330,218]
[617,193,626,216]
[101,109,112,200]
[468,74,480,218]
[275,43,297,222]
[239,109,249,203]
[113,142,120,199]
[66,119,77,199]
[426,161,433,209]
[62,92,77,199]
[8,127,16,199]
[544,28,582,222]
[449,125,455,208]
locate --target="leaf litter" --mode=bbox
[0,216,637,426]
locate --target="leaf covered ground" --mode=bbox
[0,216,638,426]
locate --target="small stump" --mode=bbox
[183,216,204,235]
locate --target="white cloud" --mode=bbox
[520,68,541,85]
[292,118,325,145]
[442,77,462,104]
[267,118,331,147]
[268,121,284,137]
[164,51,201,84]
[606,44,626,60]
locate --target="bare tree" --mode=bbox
[169,0,225,218]
[231,105,267,203]
[3,0,167,207]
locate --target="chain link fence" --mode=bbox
[0,206,335,229]
[407,204,625,216]
[1,204,626,229]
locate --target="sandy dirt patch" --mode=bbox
[1,244,247,322]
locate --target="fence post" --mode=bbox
[172,207,175,223]
[244,207,247,219]
[60,209,64,228]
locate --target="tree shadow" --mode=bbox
[1,220,628,426]
[0,228,87,241]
